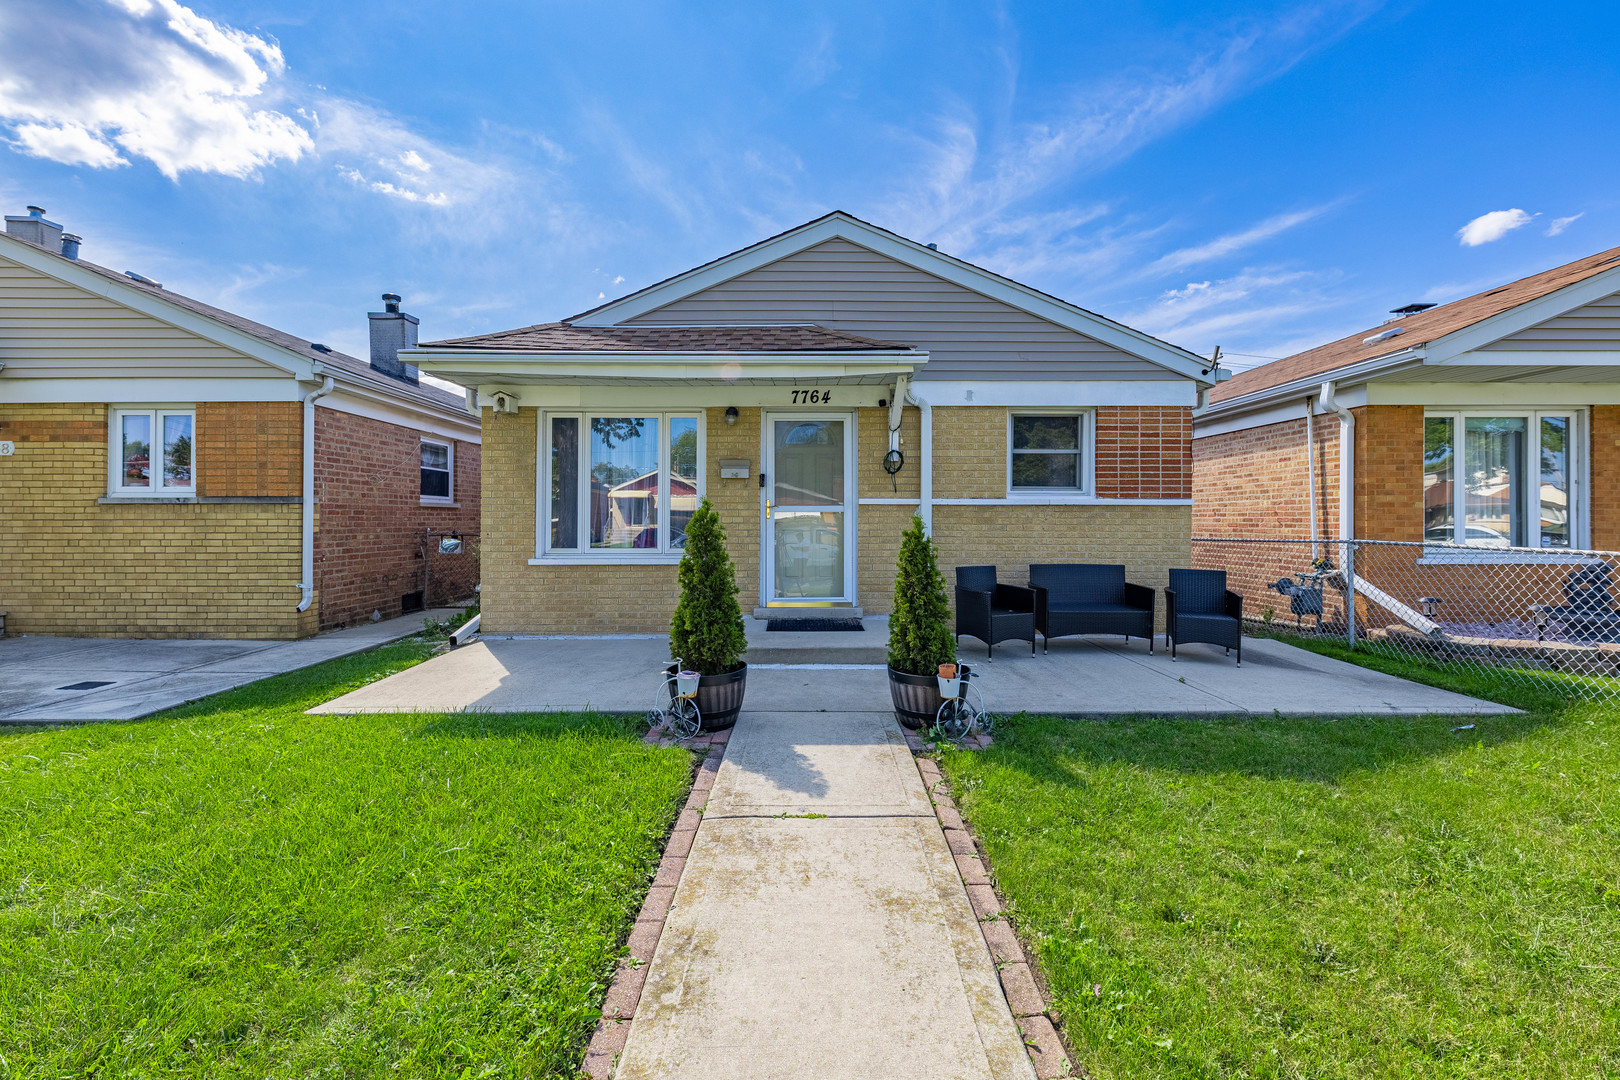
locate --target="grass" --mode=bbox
[939,657,1620,1079]
[0,641,693,1079]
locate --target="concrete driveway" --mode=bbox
[310,631,1514,717]
[0,609,457,724]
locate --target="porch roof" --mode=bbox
[408,321,923,387]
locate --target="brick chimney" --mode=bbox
[5,205,62,251]
[368,292,419,383]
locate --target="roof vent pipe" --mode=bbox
[59,234,81,260]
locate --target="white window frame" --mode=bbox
[1006,409,1093,498]
[420,438,455,505]
[535,410,706,563]
[108,406,197,499]
[1421,407,1586,554]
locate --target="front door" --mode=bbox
[764,414,855,605]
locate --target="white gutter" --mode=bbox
[1319,380,1354,541]
[297,376,335,612]
[903,380,933,533]
[1198,349,1422,422]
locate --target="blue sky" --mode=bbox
[0,0,1615,374]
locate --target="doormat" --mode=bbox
[765,618,865,632]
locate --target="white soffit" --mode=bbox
[568,213,1214,384]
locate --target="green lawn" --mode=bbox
[0,642,693,1079]
[940,658,1620,1079]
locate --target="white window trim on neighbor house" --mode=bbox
[419,437,455,505]
[533,410,706,564]
[1006,409,1094,500]
[107,405,197,499]
[1420,406,1589,561]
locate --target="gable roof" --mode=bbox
[424,322,913,353]
[0,230,467,419]
[1210,243,1620,405]
[569,211,1214,384]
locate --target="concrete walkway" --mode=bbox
[311,633,1515,717]
[616,707,1036,1080]
[0,608,459,723]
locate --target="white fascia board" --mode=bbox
[318,386,482,443]
[568,213,1214,384]
[1366,381,1620,406]
[1194,397,1323,438]
[0,234,315,380]
[0,377,302,404]
[1437,350,1620,366]
[916,380,1196,407]
[1423,266,1620,363]
[1198,349,1421,422]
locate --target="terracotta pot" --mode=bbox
[887,666,941,730]
[667,662,747,730]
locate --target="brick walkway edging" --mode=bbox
[580,728,730,1079]
[903,730,1087,1080]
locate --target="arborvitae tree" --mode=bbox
[669,498,747,675]
[887,514,956,675]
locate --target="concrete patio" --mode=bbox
[0,608,459,724]
[311,628,1515,717]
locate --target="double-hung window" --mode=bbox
[543,412,702,555]
[110,407,195,496]
[1008,412,1089,495]
[1423,410,1579,549]
[420,439,454,503]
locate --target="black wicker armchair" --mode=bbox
[1028,563,1155,653]
[955,565,1036,659]
[1165,568,1243,664]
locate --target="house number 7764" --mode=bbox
[790,389,832,404]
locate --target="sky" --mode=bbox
[0,0,1616,376]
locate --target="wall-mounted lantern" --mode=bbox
[724,406,739,426]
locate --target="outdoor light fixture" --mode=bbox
[1418,596,1442,618]
[724,406,739,426]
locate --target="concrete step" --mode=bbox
[741,615,889,666]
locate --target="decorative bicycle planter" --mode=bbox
[887,665,943,730]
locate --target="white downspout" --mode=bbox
[1319,380,1354,541]
[1305,396,1318,558]
[904,381,932,534]
[297,377,335,613]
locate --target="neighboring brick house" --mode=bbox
[409,212,1215,634]
[1194,244,1620,552]
[0,206,480,639]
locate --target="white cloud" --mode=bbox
[0,0,312,178]
[1145,205,1335,275]
[1546,213,1583,237]
[1124,267,1346,360]
[1457,208,1535,247]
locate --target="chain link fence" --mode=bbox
[1193,536,1620,702]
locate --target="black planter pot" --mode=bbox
[667,662,747,730]
[887,666,941,730]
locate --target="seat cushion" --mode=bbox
[1174,613,1239,640]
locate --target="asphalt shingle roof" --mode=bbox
[1210,244,1620,405]
[420,322,915,353]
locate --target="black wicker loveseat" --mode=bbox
[1029,563,1155,653]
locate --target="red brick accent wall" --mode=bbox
[1353,405,1424,542]
[313,408,481,631]
[1192,413,1340,538]
[1591,406,1620,550]
[196,401,302,497]
[1095,406,1193,499]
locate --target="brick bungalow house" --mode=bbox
[407,211,1217,635]
[1194,244,1620,550]
[0,206,480,639]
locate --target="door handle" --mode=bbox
[765,498,773,520]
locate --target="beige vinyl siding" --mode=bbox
[624,238,1175,381]
[1479,292,1620,352]
[0,255,282,378]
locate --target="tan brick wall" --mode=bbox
[196,400,301,498]
[933,406,1006,498]
[1193,413,1340,539]
[857,405,921,499]
[0,402,315,639]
